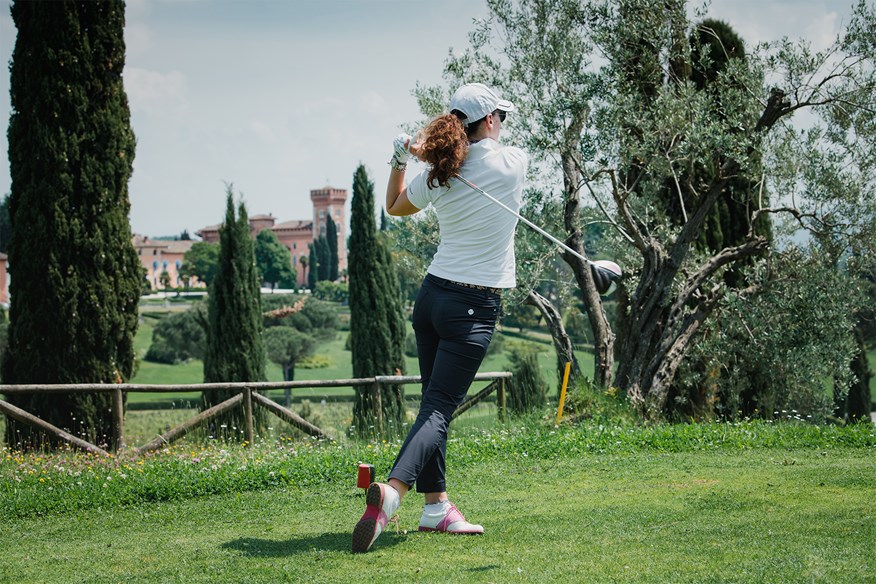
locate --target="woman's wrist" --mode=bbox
[388,155,407,171]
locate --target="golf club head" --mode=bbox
[591,260,622,295]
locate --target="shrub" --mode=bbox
[507,345,547,414]
[298,355,331,369]
[143,305,206,364]
[313,281,349,303]
[404,332,417,358]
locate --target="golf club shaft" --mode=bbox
[454,173,595,267]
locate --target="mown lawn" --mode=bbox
[1,421,874,583]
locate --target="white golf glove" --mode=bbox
[390,133,413,170]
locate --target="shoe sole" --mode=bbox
[351,483,385,553]
[418,526,484,534]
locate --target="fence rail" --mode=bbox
[0,372,512,455]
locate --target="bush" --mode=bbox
[486,331,505,356]
[507,345,547,414]
[298,355,331,369]
[313,281,349,303]
[404,332,417,358]
[143,305,207,364]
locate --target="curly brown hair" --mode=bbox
[418,114,469,188]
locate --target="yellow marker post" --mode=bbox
[555,361,571,426]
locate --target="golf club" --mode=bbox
[454,173,622,294]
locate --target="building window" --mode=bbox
[152,261,158,270]
[153,249,157,255]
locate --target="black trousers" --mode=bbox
[388,274,501,493]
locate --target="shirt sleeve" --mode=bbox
[406,170,431,210]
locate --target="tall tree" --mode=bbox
[426,0,876,421]
[348,165,407,438]
[326,214,339,281]
[201,188,266,434]
[180,241,219,287]
[307,243,318,290]
[254,229,295,291]
[2,0,142,449]
[264,326,315,383]
[0,195,11,254]
[316,235,330,282]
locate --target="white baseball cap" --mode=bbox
[449,83,515,127]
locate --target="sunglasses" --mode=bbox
[493,110,507,122]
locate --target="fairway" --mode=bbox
[1,447,873,583]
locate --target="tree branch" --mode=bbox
[670,236,770,319]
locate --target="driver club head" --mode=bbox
[590,260,622,295]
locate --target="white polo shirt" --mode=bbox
[406,139,528,288]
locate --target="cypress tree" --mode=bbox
[201,188,266,436]
[348,165,406,438]
[326,214,339,281]
[307,243,318,290]
[316,235,330,282]
[3,1,142,449]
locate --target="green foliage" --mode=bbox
[180,241,219,288]
[143,304,207,365]
[326,214,339,281]
[383,211,439,304]
[2,0,142,448]
[348,165,407,438]
[315,236,330,282]
[404,331,418,358]
[297,354,331,369]
[202,188,266,432]
[429,0,876,421]
[253,229,296,290]
[312,280,348,303]
[306,243,317,290]
[263,326,315,381]
[261,294,339,342]
[0,194,10,254]
[506,344,548,414]
[678,250,862,422]
[562,378,637,424]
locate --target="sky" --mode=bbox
[0,0,856,238]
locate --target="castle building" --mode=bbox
[6,186,348,298]
[133,235,197,290]
[193,186,348,287]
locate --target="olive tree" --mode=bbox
[419,0,876,419]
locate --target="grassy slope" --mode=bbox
[1,445,873,583]
[129,315,587,404]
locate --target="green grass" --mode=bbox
[1,421,874,582]
[129,315,580,407]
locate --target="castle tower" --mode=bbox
[310,186,348,276]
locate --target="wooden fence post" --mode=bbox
[372,381,384,437]
[498,378,507,422]
[243,386,254,446]
[0,399,109,456]
[112,386,125,452]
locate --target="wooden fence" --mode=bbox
[0,372,512,456]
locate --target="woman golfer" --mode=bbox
[352,83,528,553]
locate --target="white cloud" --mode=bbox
[804,11,840,52]
[360,91,389,116]
[123,68,188,117]
[124,22,153,57]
